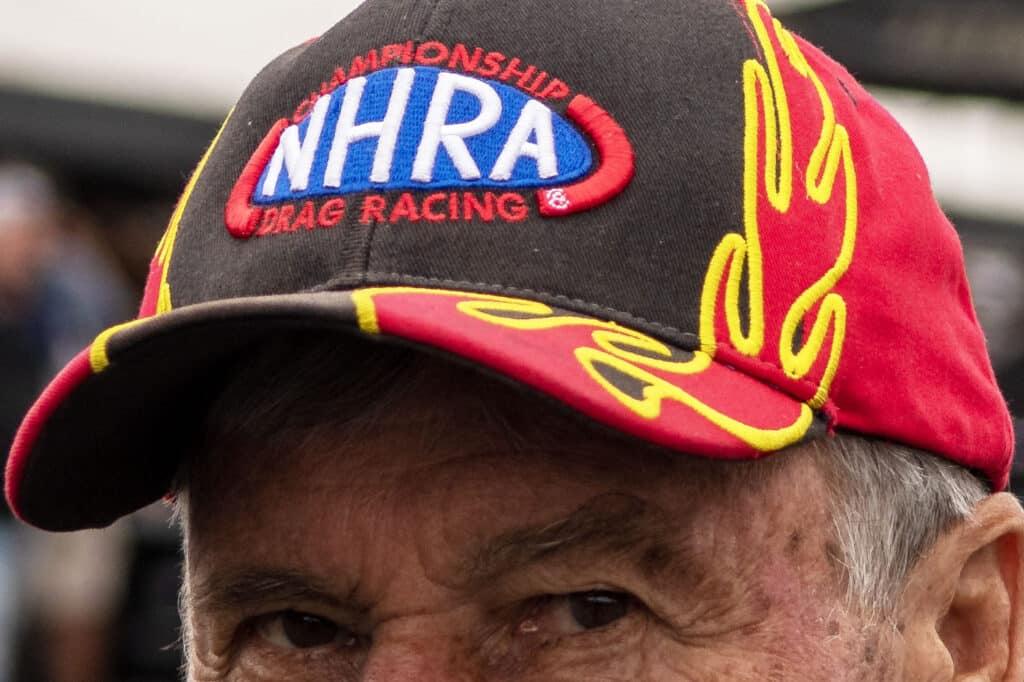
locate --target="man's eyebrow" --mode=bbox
[457,493,694,587]
[191,569,351,614]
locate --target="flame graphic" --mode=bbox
[700,0,858,410]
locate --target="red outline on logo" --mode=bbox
[537,95,635,217]
[225,118,289,238]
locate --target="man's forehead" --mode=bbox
[186,371,826,553]
[191,492,704,604]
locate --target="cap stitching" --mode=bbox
[317,271,703,348]
[365,272,692,339]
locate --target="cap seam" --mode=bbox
[727,0,763,60]
[716,344,841,418]
[429,0,457,39]
[360,221,377,287]
[313,271,702,349]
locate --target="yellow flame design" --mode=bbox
[699,0,858,410]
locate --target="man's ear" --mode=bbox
[902,492,1024,681]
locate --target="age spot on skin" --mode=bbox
[640,544,674,578]
[863,635,878,664]
[786,530,802,557]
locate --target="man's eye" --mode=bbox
[568,591,632,630]
[255,610,359,650]
[520,590,635,637]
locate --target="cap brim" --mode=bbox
[6,286,826,530]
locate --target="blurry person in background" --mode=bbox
[0,162,135,448]
[0,164,55,682]
[0,165,54,463]
[0,162,136,682]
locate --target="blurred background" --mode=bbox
[0,0,1021,679]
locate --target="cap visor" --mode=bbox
[6,287,825,530]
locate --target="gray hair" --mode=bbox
[814,435,987,615]
[174,331,989,621]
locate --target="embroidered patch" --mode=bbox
[226,43,634,238]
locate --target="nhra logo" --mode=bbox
[226,43,634,238]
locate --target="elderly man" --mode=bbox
[5,0,1022,678]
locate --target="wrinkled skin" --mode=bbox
[182,386,1022,681]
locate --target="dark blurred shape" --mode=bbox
[112,508,184,682]
[959,218,1024,497]
[780,0,1024,100]
[963,243,1024,374]
[959,217,1024,413]
[0,89,221,196]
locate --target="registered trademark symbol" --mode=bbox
[545,188,570,210]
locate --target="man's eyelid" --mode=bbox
[256,606,343,625]
[480,559,658,606]
[479,576,645,630]
[209,595,351,634]
[249,605,370,641]
[481,571,616,603]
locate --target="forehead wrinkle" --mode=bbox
[453,492,703,590]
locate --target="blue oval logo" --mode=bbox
[253,66,593,204]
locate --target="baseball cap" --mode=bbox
[6,0,1013,531]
